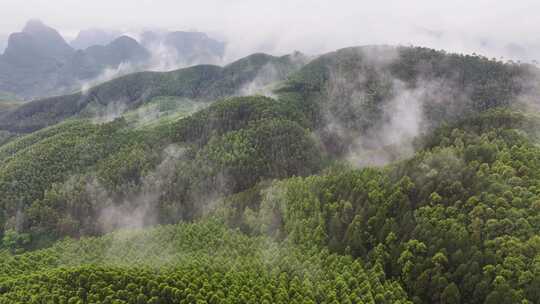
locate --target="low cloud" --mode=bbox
[96,144,186,233]
[3,1,540,64]
[79,61,138,94]
[317,47,475,167]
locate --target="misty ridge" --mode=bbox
[2,43,537,240]
[0,50,307,133]
[0,41,538,236]
[0,19,226,100]
[3,13,540,103]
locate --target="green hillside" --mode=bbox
[0,94,320,246]
[2,45,540,304]
[121,96,211,129]
[276,46,538,156]
[0,93,21,145]
[0,220,410,304]
[0,52,306,133]
[219,108,540,303]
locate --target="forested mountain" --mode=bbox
[0,20,226,100]
[0,220,410,304]
[0,52,306,133]
[2,45,540,303]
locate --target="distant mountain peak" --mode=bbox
[8,19,74,60]
[22,19,48,33]
[0,25,227,99]
[111,35,139,45]
[70,28,121,50]
[163,31,225,63]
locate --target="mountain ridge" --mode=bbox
[0,52,306,132]
[0,20,227,100]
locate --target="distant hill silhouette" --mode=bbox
[0,21,226,99]
[70,28,122,50]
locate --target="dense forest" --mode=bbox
[2,45,540,303]
[0,52,305,133]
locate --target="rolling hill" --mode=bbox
[2,45,540,304]
[0,52,307,133]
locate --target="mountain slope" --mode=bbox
[276,46,538,159]
[0,20,75,99]
[0,52,306,133]
[60,36,150,80]
[0,93,321,245]
[0,220,411,303]
[5,19,74,62]
[3,45,540,304]
[219,108,540,304]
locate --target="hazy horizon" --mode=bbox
[2,0,540,62]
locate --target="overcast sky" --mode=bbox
[2,0,540,61]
